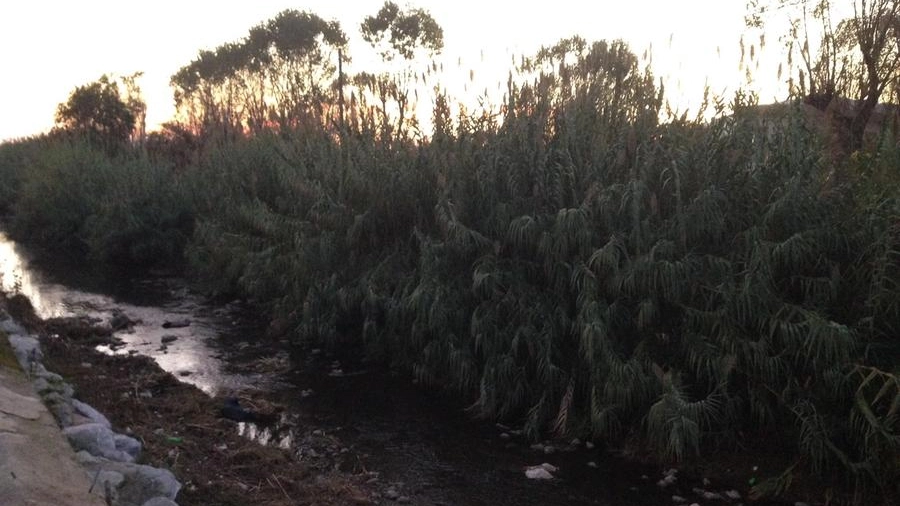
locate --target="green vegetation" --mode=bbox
[1,2,899,503]
[0,137,191,265]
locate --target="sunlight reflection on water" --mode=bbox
[0,231,70,318]
[0,231,261,396]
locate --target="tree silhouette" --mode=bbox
[361,1,443,61]
[747,0,900,153]
[170,9,347,137]
[55,75,135,154]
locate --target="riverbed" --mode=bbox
[0,230,678,506]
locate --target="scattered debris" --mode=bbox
[161,320,190,329]
[657,468,678,488]
[525,462,558,480]
[693,487,724,501]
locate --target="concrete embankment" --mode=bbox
[0,314,181,506]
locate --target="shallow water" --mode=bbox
[0,231,673,506]
[0,231,268,395]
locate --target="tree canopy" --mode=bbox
[747,0,900,152]
[55,75,136,153]
[170,9,348,136]
[361,1,444,60]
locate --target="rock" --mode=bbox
[692,487,723,501]
[35,373,74,398]
[72,399,112,428]
[109,311,135,331]
[525,467,554,480]
[570,438,581,446]
[142,498,179,506]
[35,369,64,383]
[587,461,598,468]
[32,377,51,394]
[115,433,142,460]
[672,495,687,503]
[116,464,181,504]
[543,445,556,455]
[500,432,511,440]
[88,470,125,503]
[64,423,115,457]
[161,335,178,344]
[162,319,190,329]
[8,334,41,369]
[63,423,133,462]
[75,450,101,465]
[657,474,677,488]
[43,391,75,427]
[385,487,400,500]
[725,489,741,500]
[584,441,595,449]
[0,318,26,335]
[539,463,558,473]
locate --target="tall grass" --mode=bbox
[1,34,899,504]
[0,137,192,266]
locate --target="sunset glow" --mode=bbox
[1,1,782,142]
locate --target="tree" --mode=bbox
[121,72,147,148]
[170,9,347,136]
[354,3,444,141]
[846,0,900,150]
[747,0,900,153]
[360,1,443,61]
[55,75,136,153]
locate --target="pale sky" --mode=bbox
[0,1,779,142]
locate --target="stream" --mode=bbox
[0,231,672,506]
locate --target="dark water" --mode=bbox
[0,231,673,506]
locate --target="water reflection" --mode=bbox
[0,231,70,318]
[0,231,261,396]
[237,416,294,450]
